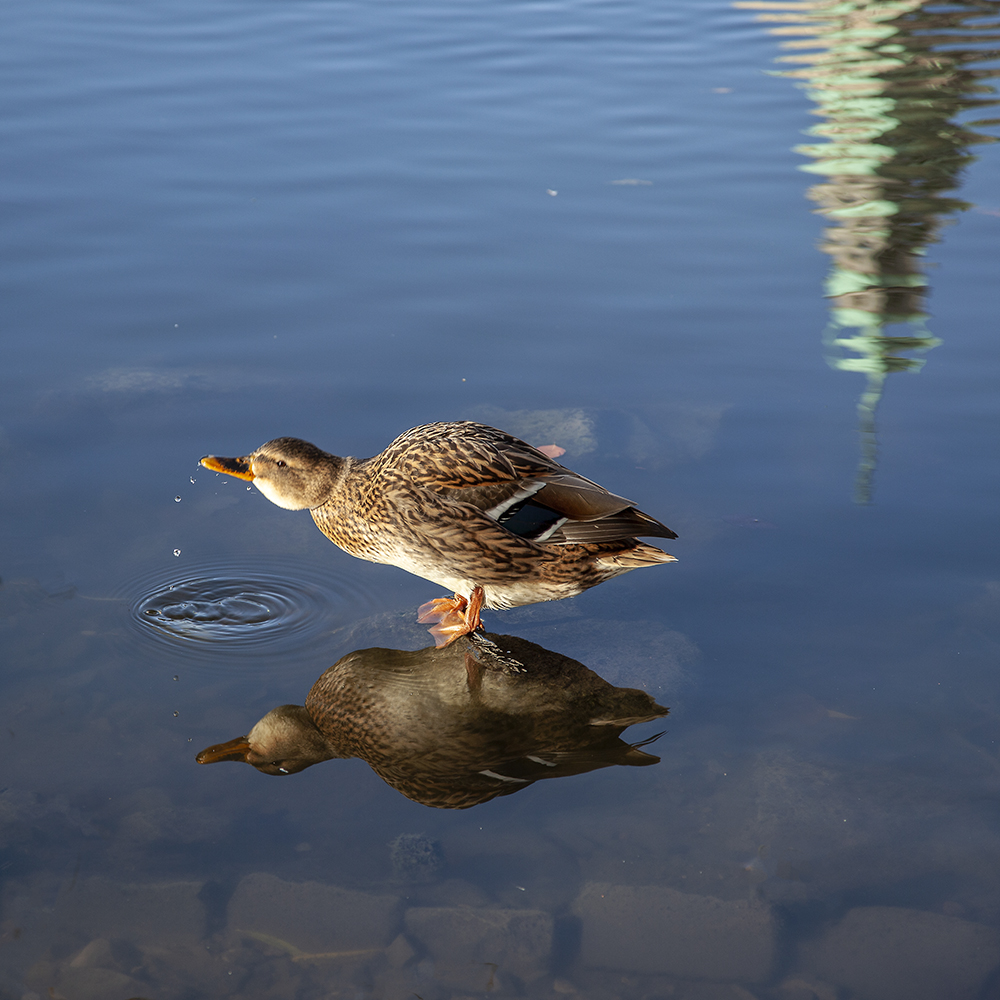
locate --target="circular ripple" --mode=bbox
[137,579,300,640]
[123,558,378,666]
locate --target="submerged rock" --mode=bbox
[572,882,776,982]
[389,832,443,881]
[796,905,1000,1000]
[50,966,143,1000]
[404,905,553,988]
[50,877,206,947]
[226,872,402,956]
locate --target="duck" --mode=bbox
[200,421,677,646]
[196,632,669,809]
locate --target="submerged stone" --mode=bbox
[572,882,776,982]
[54,966,143,1000]
[404,905,553,987]
[796,905,1000,1000]
[226,872,402,956]
[389,832,443,881]
[68,937,115,969]
[50,877,206,947]
[24,961,142,1000]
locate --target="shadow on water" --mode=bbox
[737,0,1000,501]
[196,631,669,809]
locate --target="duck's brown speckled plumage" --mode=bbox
[196,633,669,809]
[200,422,677,622]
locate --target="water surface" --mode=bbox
[2,0,1000,998]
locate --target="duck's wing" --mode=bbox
[380,422,677,542]
[379,421,567,489]
[447,474,676,544]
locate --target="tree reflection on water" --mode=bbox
[737,0,1000,500]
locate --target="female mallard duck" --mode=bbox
[201,421,676,645]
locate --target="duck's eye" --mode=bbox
[276,460,286,468]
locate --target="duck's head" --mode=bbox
[195,704,337,775]
[200,437,339,510]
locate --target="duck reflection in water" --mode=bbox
[196,632,668,809]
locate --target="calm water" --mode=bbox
[2,0,1000,996]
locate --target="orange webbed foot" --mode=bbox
[417,594,467,623]
[416,587,485,648]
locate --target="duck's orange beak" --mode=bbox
[200,455,254,481]
[196,735,252,764]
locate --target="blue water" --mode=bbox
[2,0,1000,996]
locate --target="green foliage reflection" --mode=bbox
[736,0,1000,501]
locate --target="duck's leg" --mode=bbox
[417,586,485,647]
[465,584,484,631]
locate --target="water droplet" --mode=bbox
[174,496,181,503]
[173,549,181,557]
[173,675,179,681]
[190,476,196,484]
[173,711,179,717]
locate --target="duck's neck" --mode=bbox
[328,454,353,492]
[305,454,352,510]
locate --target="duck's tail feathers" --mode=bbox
[551,510,676,544]
[600,541,677,568]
